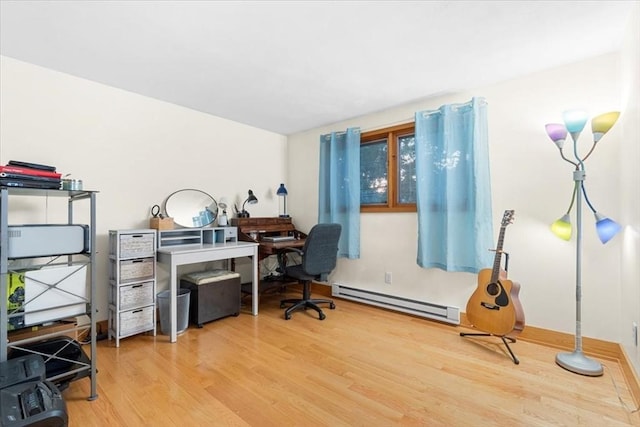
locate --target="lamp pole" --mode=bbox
[545,110,621,377]
[546,110,621,376]
[555,170,603,376]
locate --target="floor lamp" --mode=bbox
[545,110,621,376]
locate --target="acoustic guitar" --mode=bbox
[466,210,525,337]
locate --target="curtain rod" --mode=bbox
[325,97,487,135]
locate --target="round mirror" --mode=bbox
[164,189,218,228]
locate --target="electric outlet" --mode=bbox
[633,322,638,346]
[385,272,392,284]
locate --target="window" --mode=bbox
[360,123,416,212]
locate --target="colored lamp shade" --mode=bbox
[562,110,589,133]
[594,212,622,244]
[591,112,620,143]
[551,214,572,241]
[545,123,568,149]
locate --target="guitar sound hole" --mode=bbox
[486,282,500,296]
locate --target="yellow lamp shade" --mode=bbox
[591,111,620,142]
[551,214,572,241]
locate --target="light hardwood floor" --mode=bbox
[63,291,640,426]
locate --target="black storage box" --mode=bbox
[180,270,241,327]
[8,337,91,392]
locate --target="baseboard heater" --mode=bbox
[331,284,460,325]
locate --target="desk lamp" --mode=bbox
[544,109,621,376]
[239,189,258,218]
[277,183,289,217]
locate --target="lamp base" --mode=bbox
[555,350,603,376]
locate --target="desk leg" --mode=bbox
[252,246,259,315]
[170,262,177,343]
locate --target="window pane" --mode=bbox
[398,134,416,204]
[360,139,388,205]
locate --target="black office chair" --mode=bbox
[280,223,341,320]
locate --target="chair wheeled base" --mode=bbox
[280,282,335,320]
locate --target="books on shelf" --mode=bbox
[0,161,61,189]
[0,178,61,189]
[0,165,61,179]
[0,172,61,183]
[7,160,57,172]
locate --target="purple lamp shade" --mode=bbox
[545,123,568,149]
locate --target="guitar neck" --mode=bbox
[491,226,507,281]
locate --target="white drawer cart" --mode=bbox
[108,229,157,347]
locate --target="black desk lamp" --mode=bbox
[239,189,258,217]
[277,183,289,217]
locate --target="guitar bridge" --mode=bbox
[481,302,500,310]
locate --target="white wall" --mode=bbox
[619,2,640,373]
[0,56,288,321]
[288,50,630,343]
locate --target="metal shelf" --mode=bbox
[0,187,98,400]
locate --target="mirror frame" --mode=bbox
[164,189,218,228]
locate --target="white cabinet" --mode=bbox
[0,187,98,401]
[108,229,157,346]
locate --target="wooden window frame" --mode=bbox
[360,122,416,213]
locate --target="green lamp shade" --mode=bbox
[551,214,572,241]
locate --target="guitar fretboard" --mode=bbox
[490,225,507,282]
[490,210,514,282]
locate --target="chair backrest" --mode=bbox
[301,223,342,278]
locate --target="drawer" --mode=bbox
[119,306,154,336]
[223,227,237,240]
[112,281,154,310]
[119,233,155,258]
[118,258,155,283]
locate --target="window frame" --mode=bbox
[360,122,416,213]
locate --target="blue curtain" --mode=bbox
[319,127,360,259]
[414,97,494,273]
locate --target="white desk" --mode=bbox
[156,241,259,342]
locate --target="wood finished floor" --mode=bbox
[63,291,640,426]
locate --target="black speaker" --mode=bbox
[0,355,46,390]
[0,380,67,427]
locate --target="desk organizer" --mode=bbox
[157,227,238,248]
[180,270,241,327]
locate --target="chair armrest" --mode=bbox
[276,247,304,275]
[280,247,304,256]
